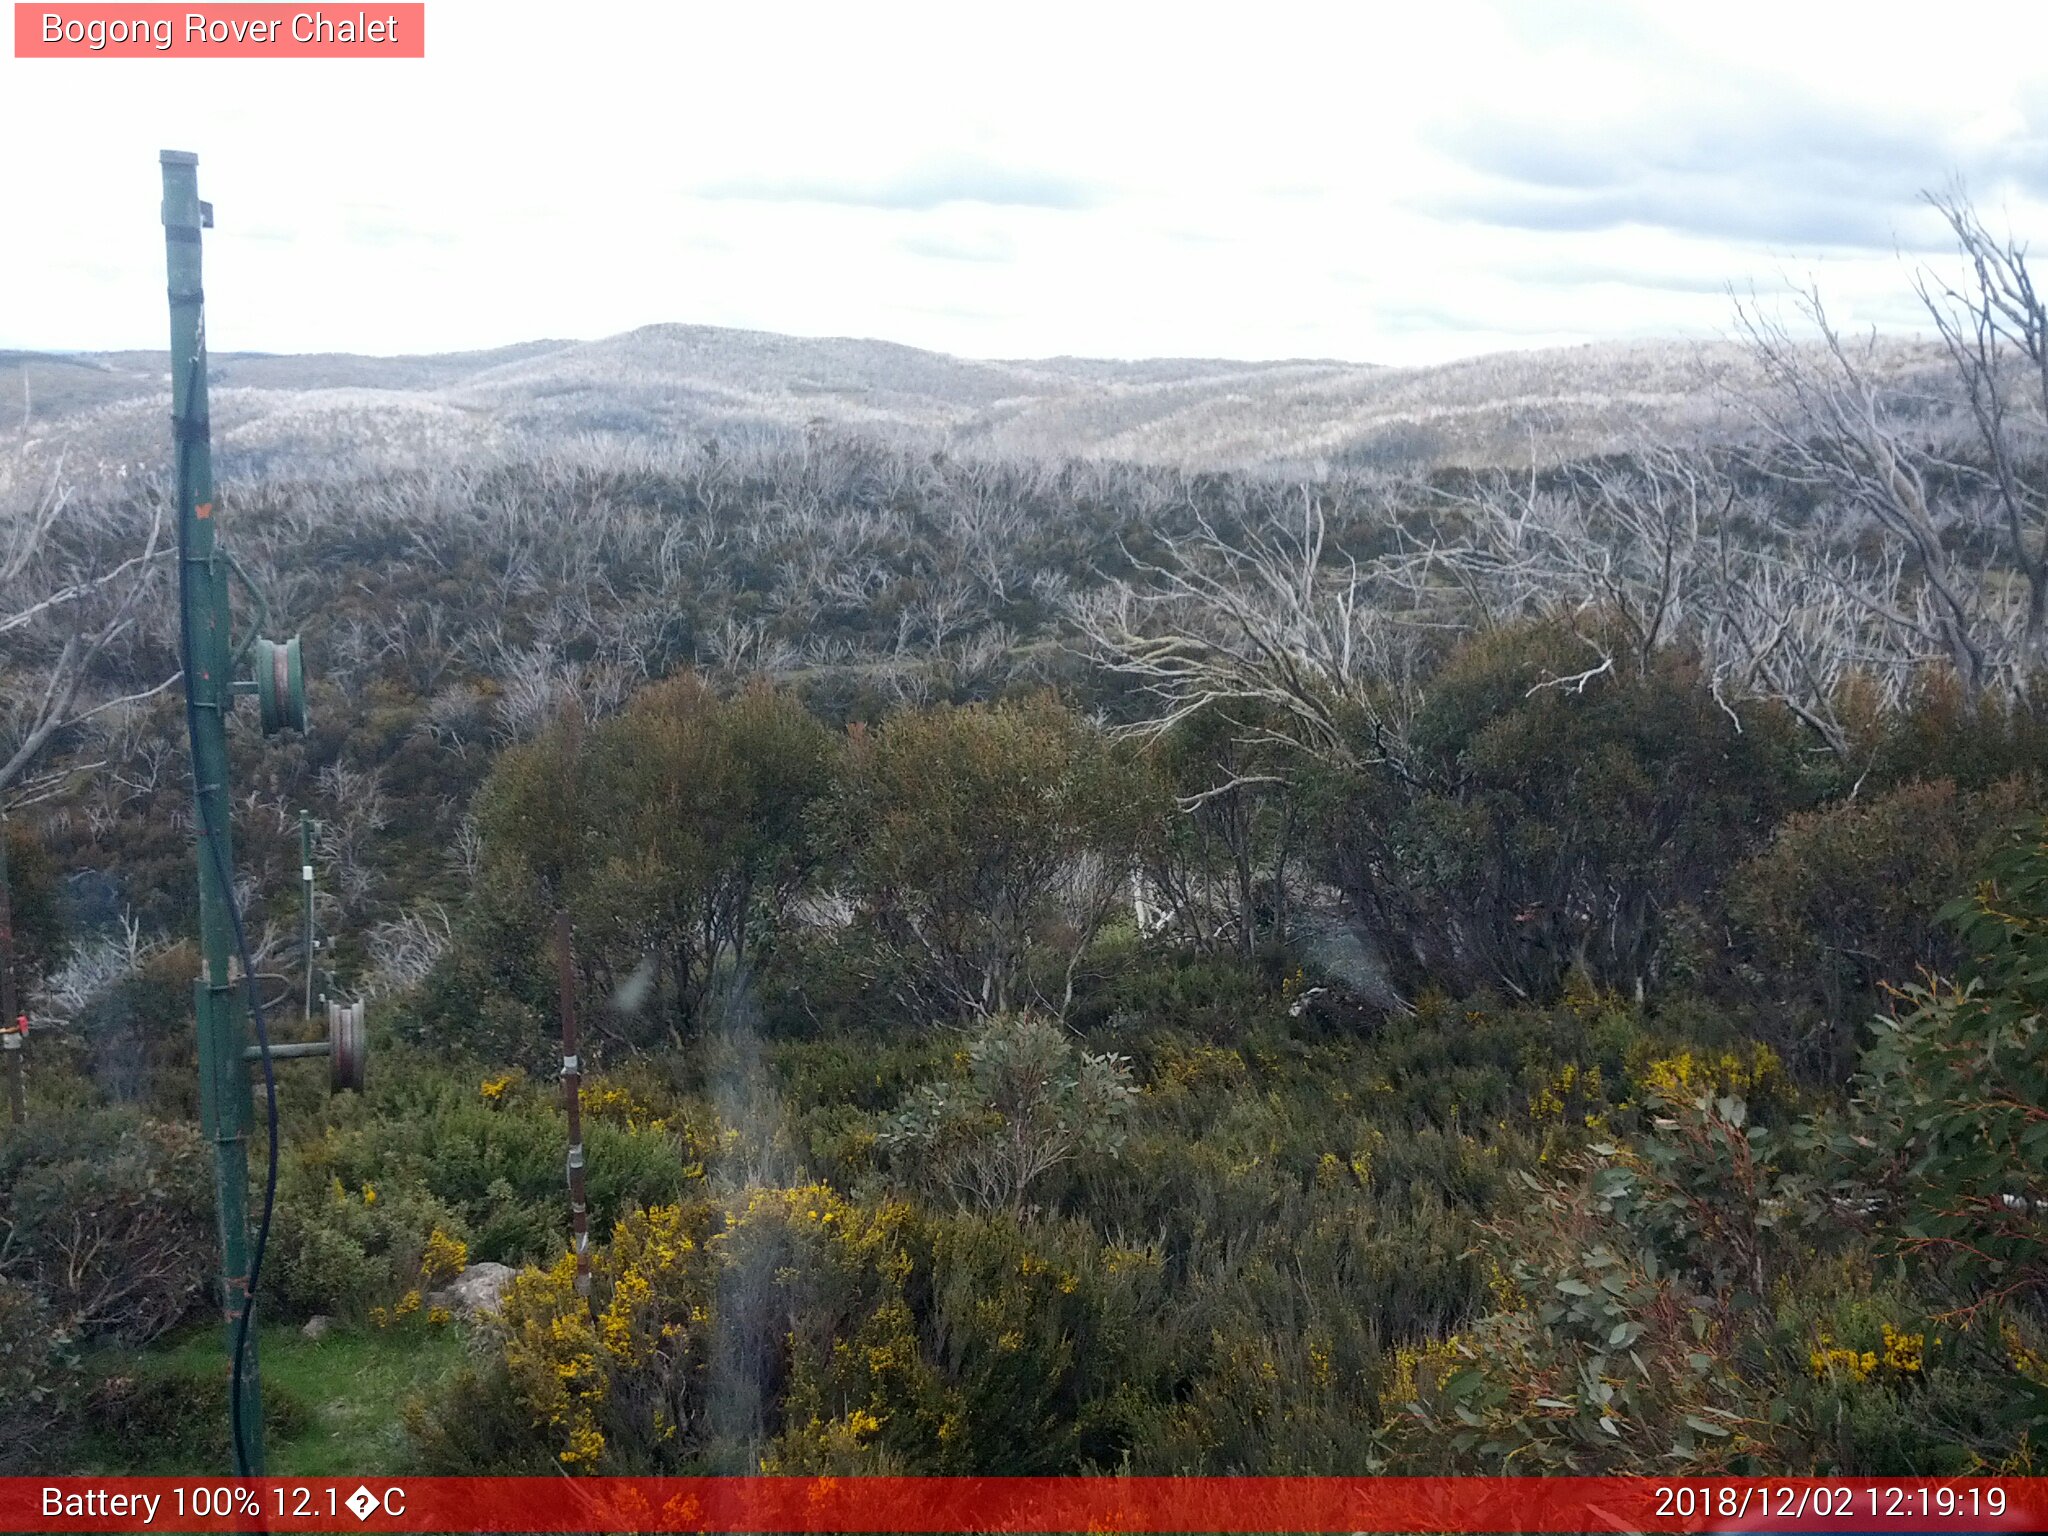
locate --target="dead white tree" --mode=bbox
[1696,541,1874,759]
[493,644,576,741]
[1081,447,1916,775]
[1735,288,1998,696]
[1732,192,2048,706]
[314,760,390,909]
[1,449,177,810]
[364,903,453,999]
[1071,484,1420,774]
[1419,452,1960,763]
[32,910,159,1023]
[1415,441,1720,673]
[1916,188,2048,668]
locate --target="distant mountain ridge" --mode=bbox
[0,322,1950,482]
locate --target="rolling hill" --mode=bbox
[0,323,1951,486]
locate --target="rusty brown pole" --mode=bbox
[1,820,22,1128]
[557,910,590,1299]
[1,819,23,1130]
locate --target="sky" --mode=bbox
[4,0,2047,366]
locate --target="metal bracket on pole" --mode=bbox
[239,1000,366,1093]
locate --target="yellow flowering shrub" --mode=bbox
[1381,1333,1464,1416]
[497,1252,610,1468]
[1305,1338,1334,1389]
[2003,1319,2048,1387]
[1881,1322,1925,1374]
[372,1289,424,1330]
[1529,1061,1603,1124]
[1559,970,1619,1020]
[1808,1323,1924,1383]
[420,1227,469,1285]
[1153,1044,1249,1095]
[1809,1341,1878,1382]
[489,1201,722,1468]
[1348,1131,1384,1190]
[1634,1043,1785,1112]
[1483,1256,1523,1312]
[469,1178,1174,1476]
[1103,1243,1162,1276]
[580,1078,669,1133]
[488,1188,925,1472]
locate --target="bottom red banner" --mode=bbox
[4,1476,2044,1534]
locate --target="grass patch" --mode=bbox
[80,1320,469,1475]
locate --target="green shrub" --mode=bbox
[1082,953,1282,1043]
[68,945,202,1112]
[1385,1094,1804,1473]
[402,1358,561,1474]
[0,1277,78,1474]
[1729,776,2037,1079]
[86,1355,309,1469]
[452,675,839,1053]
[278,1065,699,1280]
[409,864,555,1070]
[1382,1061,2042,1476]
[878,1013,1135,1213]
[0,1108,211,1344]
[1317,619,1813,1002]
[1838,821,2048,1319]
[823,695,1154,1019]
[266,1172,470,1321]
[2,820,63,995]
[1862,673,2048,795]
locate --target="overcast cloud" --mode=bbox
[3,0,2045,365]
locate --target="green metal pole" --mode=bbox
[301,811,314,1021]
[162,148,265,1474]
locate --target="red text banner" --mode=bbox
[3,1476,2045,1533]
[13,5,425,57]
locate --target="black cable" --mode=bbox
[175,357,281,1478]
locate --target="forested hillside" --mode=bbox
[3,197,2046,1479]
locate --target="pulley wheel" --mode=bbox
[254,635,308,735]
[326,998,366,1093]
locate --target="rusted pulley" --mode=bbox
[326,998,366,1093]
